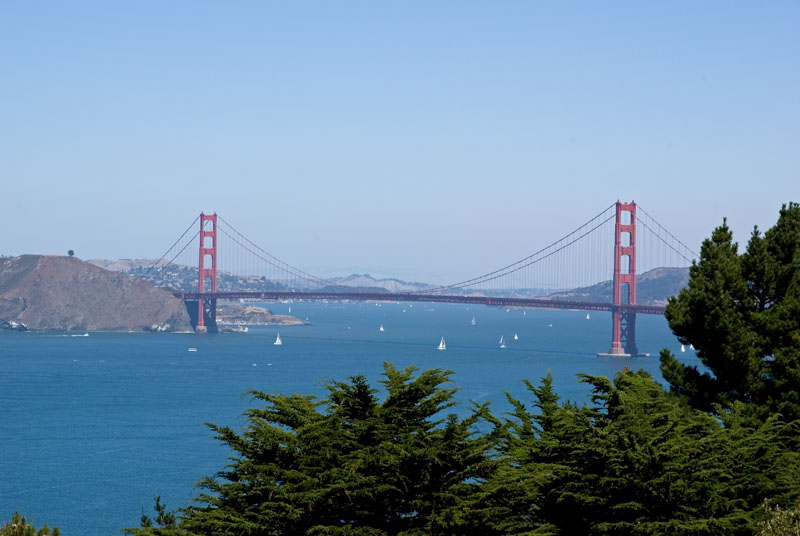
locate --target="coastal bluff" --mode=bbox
[0,255,192,332]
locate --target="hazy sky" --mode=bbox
[1,2,797,282]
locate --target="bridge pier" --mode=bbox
[598,201,648,357]
[196,212,218,334]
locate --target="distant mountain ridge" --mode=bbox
[327,274,430,292]
[545,267,689,306]
[90,260,689,305]
[89,260,432,293]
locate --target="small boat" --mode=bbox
[71,332,89,337]
[499,335,506,349]
[514,333,519,341]
[586,314,591,320]
[379,324,384,332]
[471,316,477,326]
[437,337,446,351]
[187,347,198,352]
[680,344,686,353]
[288,306,291,313]
[689,344,695,350]
[523,310,526,316]
[274,333,283,346]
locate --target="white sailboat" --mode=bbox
[379,324,384,332]
[680,344,685,353]
[499,335,506,349]
[274,333,283,346]
[471,316,477,326]
[437,337,446,351]
[514,333,519,341]
[586,313,591,320]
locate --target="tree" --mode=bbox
[1,512,60,536]
[487,369,800,535]
[127,363,500,536]
[661,202,800,419]
[67,250,74,257]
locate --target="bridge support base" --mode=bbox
[596,351,651,358]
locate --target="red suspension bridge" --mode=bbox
[145,201,697,356]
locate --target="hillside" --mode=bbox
[327,274,430,292]
[0,255,193,331]
[546,267,689,306]
[89,260,432,293]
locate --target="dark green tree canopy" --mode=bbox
[662,202,800,418]
[128,363,501,536]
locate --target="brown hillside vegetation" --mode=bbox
[0,255,192,331]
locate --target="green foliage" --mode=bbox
[128,363,500,536]
[127,362,800,535]
[662,202,800,419]
[486,369,800,535]
[1,512,60,536]
[125,496,182,536]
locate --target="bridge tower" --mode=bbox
[603,201,640,356]
[196,212,218,334]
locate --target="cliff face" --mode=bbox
[0,255,192,331]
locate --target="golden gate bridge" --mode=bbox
[145,201,697,356]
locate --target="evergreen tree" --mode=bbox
[490,369,800,535]
[662,202,800,419]
[128,363,499,536]
[1,512,60,536]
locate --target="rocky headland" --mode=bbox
[0,255,193,332]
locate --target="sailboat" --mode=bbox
[680,344,685,353]
[586,313,591,320]
[274,333,283,346]
[437,337,446,351]
[499,335,506,349]
[471,316,477,326]
[514,333,519,341]
[379,324,384,332]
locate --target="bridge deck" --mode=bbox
[175,291,666,315]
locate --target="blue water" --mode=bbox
[0,302,700,535]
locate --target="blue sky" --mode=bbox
[1,2,797,282]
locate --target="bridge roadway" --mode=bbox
[175,291,667,315]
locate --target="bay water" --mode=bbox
[0,301,700,535]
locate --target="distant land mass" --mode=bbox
[545,267,690,306]
[0,255,303,332]
[327,274,430,293]
[91,259,689,306]
[0,255,192,331]
[89,260,432,294]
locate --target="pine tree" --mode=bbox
[128,363,499,536]
[662,202,800,419]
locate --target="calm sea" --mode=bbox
[0,302,700,535]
